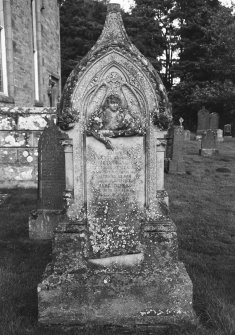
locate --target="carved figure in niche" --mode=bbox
[87,94,144,150]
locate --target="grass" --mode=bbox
[0,138,234,334]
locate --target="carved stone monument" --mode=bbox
[38,4,194,328]
[199,129,218,156]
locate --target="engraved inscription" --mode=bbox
[86,136,145,257]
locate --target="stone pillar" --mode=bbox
[61,139,74,192]
[156,139,169,208]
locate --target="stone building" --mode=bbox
[0,0,61,188]
[0,0,61,107]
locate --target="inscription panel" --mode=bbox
[86,136,145,258]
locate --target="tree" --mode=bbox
[170,1,235,130]
[60,0,107,87]
[123,0,164,72]
[124,0,179,88]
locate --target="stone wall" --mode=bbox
[0,107,56,188]
[0,0,60,107]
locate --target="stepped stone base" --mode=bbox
[38,217,195,326]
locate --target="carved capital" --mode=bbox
[61,139,73,152]
[156,138,167,148]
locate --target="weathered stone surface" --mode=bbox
[38,3,194,327]
[38,121,66,210]
[0,107,56,188]
[1,0,60,107]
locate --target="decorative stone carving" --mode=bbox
[38,3,195,329]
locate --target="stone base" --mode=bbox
[199,148,219,157]
[29,210,63,239]
[38,217,195,326]
[168,160,185,174]
[38,260,195,326]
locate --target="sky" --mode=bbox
[109,0,235,12]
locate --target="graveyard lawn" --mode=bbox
[0,139,234,335]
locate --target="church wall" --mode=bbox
[0,107,57,188]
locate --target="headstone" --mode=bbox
[199,129,219,156]
[197,106,210,134]
[209,112,219,130]
[38,4,195,328]
[224,124,232,137]
[216,129,223,143]
[184,130,191,141]
[167,126,185,174]
[29,120,66,239]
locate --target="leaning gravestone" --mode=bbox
[199,129,218,156]
[29,119,66,239]
[197,106,210,134]
[38,4,194,328]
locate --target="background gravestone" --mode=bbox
[217,129,223,142]
[199,129,218,156]
[29,120,66,239]
[38,4,195,328]
[224,124,232,137]
[209,112,219,130]
[38,121,65,210]
[166,126,185,174]
[197,106,210,134]
[184,130,191,141]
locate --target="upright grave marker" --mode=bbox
[197,106,210,134]
[167,125,185,174]
[224,124,232,137]
[29,120,66,239]
[209,112,219,131]
[199,129,218,156]
[38,4,194,327]
[217,129,223,143]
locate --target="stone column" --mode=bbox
[156,139,169,207]
[61,139,74,192]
